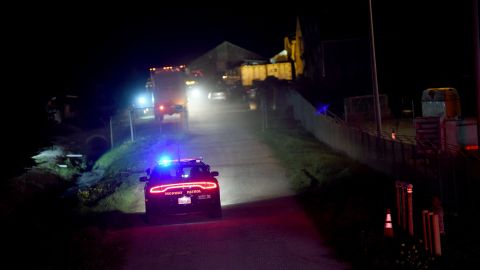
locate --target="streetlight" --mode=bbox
[369,0,382,138]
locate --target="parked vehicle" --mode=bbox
[139,157,222,223]
[148,65,188,127]
[416,87,478,153]
[208,88,227,101]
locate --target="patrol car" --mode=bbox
[139,157,222,222]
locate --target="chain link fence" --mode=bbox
[108,108,152,148]
[284,89,479,216]
[109,106,189,148]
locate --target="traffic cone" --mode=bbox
[384,208,394,237]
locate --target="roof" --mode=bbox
[188,41,265,76]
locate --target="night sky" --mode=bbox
[4,1,477,176]
[11,6,294,104]
[9,2,476,108]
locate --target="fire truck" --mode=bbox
[148,65,188,128]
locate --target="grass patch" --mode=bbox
[258,110,480,269]
[80,142,144,208]
[81,131,186,211]
[1,129,177,269]
[257,116,395,268]
[92,174,144,213]
[93,141,138,173]
[93,133,186,175]
[258,126,360,192]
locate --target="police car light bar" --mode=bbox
[177,157,203,162]
[157,157,203,166]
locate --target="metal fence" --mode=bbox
[108,107,188,148]
[285,90,479,215]
[109,109,136,148]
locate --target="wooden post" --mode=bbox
[396,181,402,227]
[428,212,434,254]
[402,184,407,230]
[433,214,442,256]
[407,184,414,236]
[422,210,429,251]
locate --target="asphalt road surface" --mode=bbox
[104,98,350,270]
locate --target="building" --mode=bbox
[293,7,374,115]
[188,41,265,81]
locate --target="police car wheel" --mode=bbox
[208,203,222,218]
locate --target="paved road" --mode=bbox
[105,99,349,270]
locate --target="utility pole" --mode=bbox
[368,0,382,138]
[474,0,480,152]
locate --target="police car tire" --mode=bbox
[208,203,222,218]
[145,204,153,223]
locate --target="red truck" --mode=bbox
[148,65,188,128]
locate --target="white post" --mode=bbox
[129,109,134,142]
[109,116,114,149]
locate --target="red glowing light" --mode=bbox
[465,145,479,151]
[150,182,217,193]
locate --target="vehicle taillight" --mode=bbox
[465,145,479,151]
[150,181,217,193]
[159,105,164,111]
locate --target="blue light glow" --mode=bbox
[158,156,172,166]
[316,103,330,115]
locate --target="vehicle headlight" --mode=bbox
[189,87,202,98]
